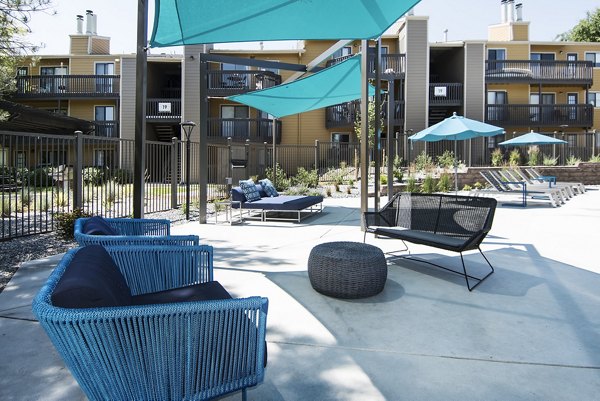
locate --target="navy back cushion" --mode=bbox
[51,245,132,308]
[82,216,118,236]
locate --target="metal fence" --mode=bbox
[1,130,598,239]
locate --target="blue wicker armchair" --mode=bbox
[32,245,269,401]
[74,216,200,246]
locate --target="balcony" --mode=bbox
[326,54,406,79]
[429,83,463,106]
[485,60,593,85]
[207,118,282,143]
[93,121,119,138]
[13,75,120,98]
[325,100,404,129]
[485,104,593,127]
[146,98,182,121]
[207,70,281,97]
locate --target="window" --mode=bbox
[94,150,113,167]
[41,150,67,166]
[486,91,507,121]
[221,63,248,88]
[0,148,7,167]
[332,133,350,143]
[40,66,68,92]
[588,92,600,107]
[95,106,115,137]
[530,53,555,61]
[567,93,578,120]
[332,46,352,60]
[567,134,577,149]
[220,105,249,138]
[585,52,600,67]
[487,49,506,70]
[95,62,115,93]
[530,93,555,122]
[15,151,26,169]
[16,67,28,76]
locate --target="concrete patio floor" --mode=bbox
[1,188,599,400]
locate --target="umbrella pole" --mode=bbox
[454,140,458,194]
[273,117,277,187]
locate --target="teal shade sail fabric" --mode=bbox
[150,0,421,47]
[227,55,374,118]
[499,131,567,146]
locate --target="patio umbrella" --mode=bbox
[498,130,567,146]
[409,112,504,193]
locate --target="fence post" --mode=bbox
[73,131,83,209]
[314,140,319,173]
[171,137,178,209]
[227,137,233,194]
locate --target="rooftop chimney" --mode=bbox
[515,3,523,21]
[507,0,515,22]
[85,10,96,35]
[76,15,83,34]
[501,0,508,23]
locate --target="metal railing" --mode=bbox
[13,75,121,98]
[486,104,594,127]
[325,100,404,129]
[207,118,282,143]
[326,54,406,78]
[93,121,119,138]
[146,98,182,120]
[429,83,463,106]
[485,60,593,84]
[207,70,281,97]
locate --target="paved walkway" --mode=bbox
[1,189,599,400]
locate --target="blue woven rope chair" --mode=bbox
[32,245,269,401]
[74,216,200,246]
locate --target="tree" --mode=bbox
[557,7,600,42]
[0,0,55,97]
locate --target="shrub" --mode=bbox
[414,151,434,172]
[55,208,92,240]
[83,167,106,186]
[473,181,484,190]
[420,175,437,193]
[112,168,133,185]
[491,148,503,167]
[437,150,455,169]
[542,154,558,166]
[1,198,12,217]
[462,184,473,191]
[264,163,290,191]
[20,192,31,207]
[566,155,582,166]
[527,145,540,166]
[292,167,318,188]
[508,149,521,166]
[393,155,403,170]
[588,154,600,163]
[406,176,418,192]
[436,173,453,192]
[103,182,118,206]
[325,187,332,197]
[393,168,403,182]
[26,168,55,188]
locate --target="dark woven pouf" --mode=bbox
[308,241,387,299]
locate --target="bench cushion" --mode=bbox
[239,195,323,210]
[82,216,118,235]
[131,281,232,305]
[52,245,132,308]
[371,227,472,252]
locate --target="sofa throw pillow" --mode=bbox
[239,179,261,202]
[259,178,279,197]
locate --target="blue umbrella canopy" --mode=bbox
[150,0,422,47]
[409,112,504,142]
[498,130,567,146]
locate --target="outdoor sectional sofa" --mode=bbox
[231,184,323,222]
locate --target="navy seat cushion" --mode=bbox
[239,195,323,210]
[82,216,118,236]
[131,281,232,305]
[51,245,132,308]
[372,228,472,252]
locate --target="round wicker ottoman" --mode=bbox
[308,241,387,299]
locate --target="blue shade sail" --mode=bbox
[409,113,504,142]
[499,131,567,146]
[227,55,374,118]
[150,0,421,47]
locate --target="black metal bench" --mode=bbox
[363,192,497,291]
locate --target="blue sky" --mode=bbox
[26,0,600,55]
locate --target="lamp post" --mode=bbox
[181,121,196,220]
[405,129,413,177]
[559,124,568,165]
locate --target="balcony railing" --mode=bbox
[325,100,404,129]
[326,54,406,78]
[13,75,120,98]
[207,70,281,97]
[486,104,593,127]
[207,118,282,143]
[485,60,593,84]
[146,98,182,121]
[429,83,463,106]
[93,121,119,138]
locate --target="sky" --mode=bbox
[24,0,600,56]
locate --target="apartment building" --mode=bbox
[6,3,600,171]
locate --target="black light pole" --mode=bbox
[181,121,196,220]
